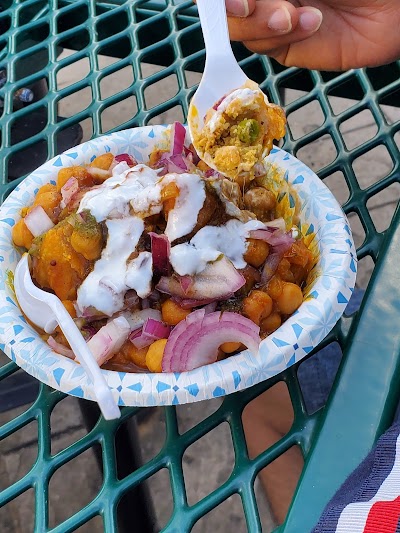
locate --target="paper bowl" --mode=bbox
[0,126,356,406]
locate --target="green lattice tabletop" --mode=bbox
[1,1,400,531]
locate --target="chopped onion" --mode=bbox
[156,256,245,301]
[60,177,79,209]
[24,205,54,237]
[130,318,171,349]
[162,311,260,372]
[47,336,74,359]
[115,153,137,166]
[87,167,111,179]
[172,295,233,309]
[149,232,171,277]
[86,316,130,366]
[261,252,284,284]
[123,290,140,310]
[179,275,193,295]
[120,308,162,332]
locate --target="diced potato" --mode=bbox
[70,228,103,261]
[90,153,114,170]
[62,300,77,318]
[57,166,94,190]
[32,221,89,301]
[120,341,148,369]
[12,219,33,250]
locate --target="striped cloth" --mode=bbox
[313,423,400,533]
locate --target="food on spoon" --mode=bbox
[192,80,286,182]
[13,123,313,374]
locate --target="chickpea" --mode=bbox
[264,276,283,300]
[260,313,282,334]
[162,299,191,326]
[243,187,276,219]
[236,265,260,298]
[12,219,33,249]
[220,342,242,354]
[146,339,168,373]
[214,146,241,172]
[277,258,295,283]
[276,283,303,315]
[242,290,273,326]
[244,239,270,268]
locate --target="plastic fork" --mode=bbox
[14,253,120,420]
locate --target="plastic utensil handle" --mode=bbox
[196,0,234,61]
[54,301,120,420]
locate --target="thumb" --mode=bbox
[225,0,256,17]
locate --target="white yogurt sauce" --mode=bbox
[77,217,144,317]
[208,88,259,133]
[76,163,208,313]
[170,218,265,276]
[125,251,153,298]
[78,164,162,222]
[161,173,206,242]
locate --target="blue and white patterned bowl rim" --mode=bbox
[0,125,357,406]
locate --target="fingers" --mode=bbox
[225,0,256,17]
[228,1,322,42]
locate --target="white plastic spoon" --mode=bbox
[188,0,248,134]
[14,253,120,420]
[188,0,273,179]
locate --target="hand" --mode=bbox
[224,0,400,71]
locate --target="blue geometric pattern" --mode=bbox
[0,125,357,406]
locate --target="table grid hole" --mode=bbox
[352,144,394,190]
[366,182,400,234]
[191,493,246,533]
[182,421,234,506]
[295,134,337,173]
[0,487,35,533]
[48,444,102,530]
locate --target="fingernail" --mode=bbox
[299,8,322,32]
[226,0,249,17]
[268,6,292,33]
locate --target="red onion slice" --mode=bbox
[170,121,186,156]
[162,311,260,372]
[156,256,245,301]
[149,232,171,277]
[130,318,171,349]
[60,177,79,209]
[24,205,55,237]
[86,316,130,366]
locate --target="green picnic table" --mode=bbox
[1,1,400,531]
